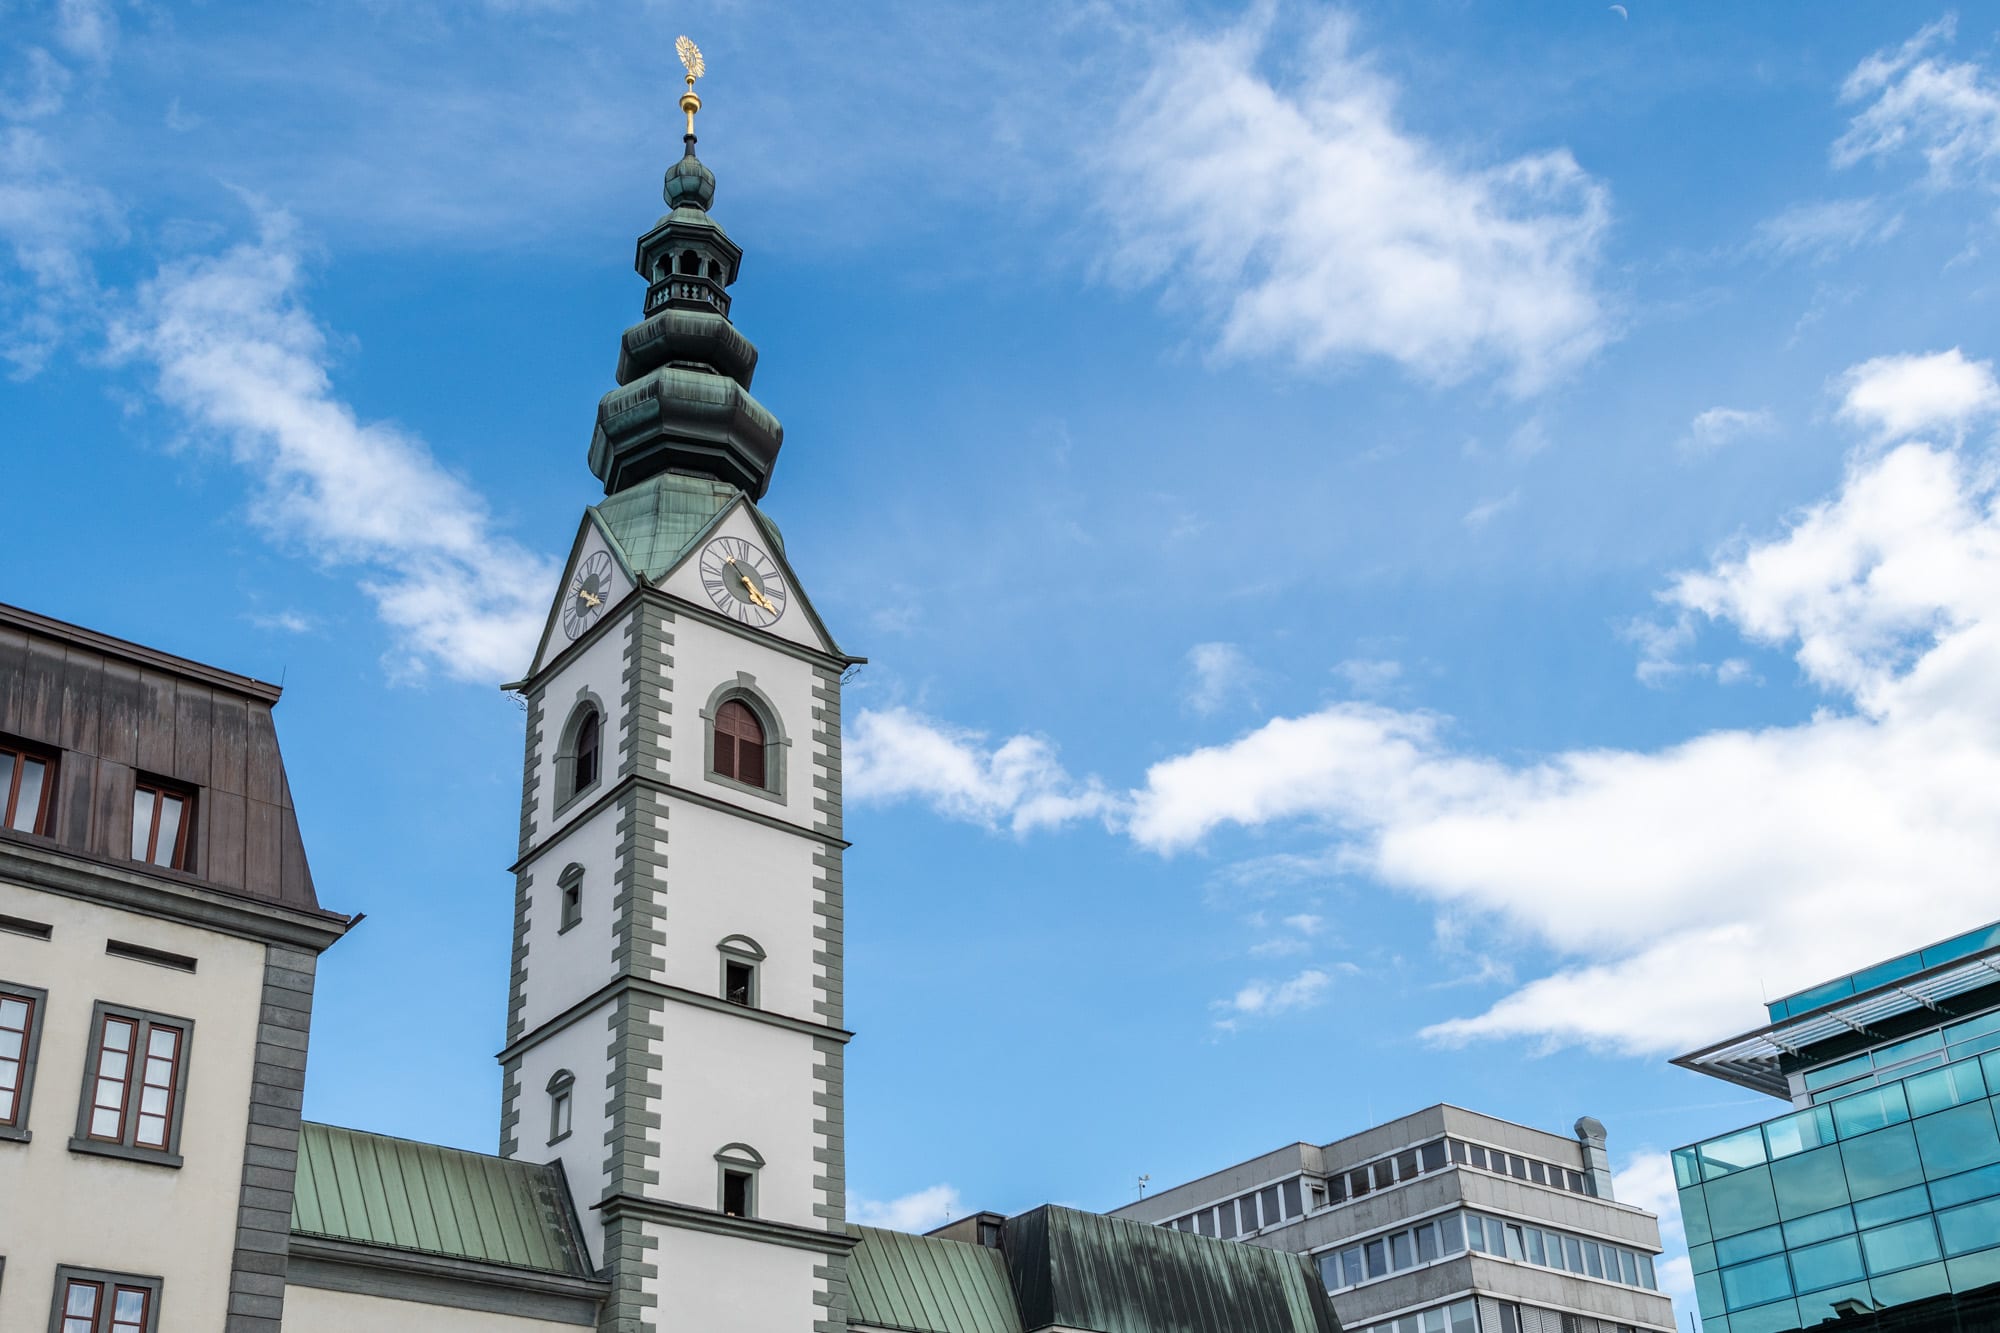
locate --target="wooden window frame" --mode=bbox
[712,699,766,788]
[0,739,58,837]
[700,677,790,805]
[50,1266,162,1333]
[0,981,48,1142]
[129,777,195,872]
[69,1002,193,1168]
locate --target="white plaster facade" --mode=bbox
[282,1285,585,1332]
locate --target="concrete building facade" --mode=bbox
[1114,1105,1675,1333]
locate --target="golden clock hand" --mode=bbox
[578,589,602,608]
[738,574,776,614]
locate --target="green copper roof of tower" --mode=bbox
[591,134,784,501]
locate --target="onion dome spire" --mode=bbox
[588,38,783,501]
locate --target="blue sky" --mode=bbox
[11,0,2000,1320]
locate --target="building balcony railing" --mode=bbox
[644,275,732,319]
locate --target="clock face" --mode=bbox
[698,535,787,628]
[562,549,615,640]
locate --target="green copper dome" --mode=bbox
[663,145,715,211]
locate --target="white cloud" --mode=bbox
[1836,17,2000,188]
[1335,657,1403,697]
[1123,354,2000,1054]
[1094,11,1610,394]
[108,213,556,683]
[248,610,318,635]
[1213,967,1333,1030]
[1185,642,1254,715]
[1753,197,1901,261]
[851,1184,961,1233]
[846,706,1120,835]
[1835,348,2000,442]
[1463,491,1519,531]
[0,124,118,374]
[55,0,117,64]
[1680,407,1777,457]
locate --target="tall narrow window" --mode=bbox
[53,1268,161,1333]
[556,699,606,811]
[130,780,194,871]
[712,700,766,787]
[718,936,765,1008]
[73,1004,190,1163]
[547,1069,574,1145]
[0,742,55,835]
[0,983,46,1140]
[574,711,600,791]
[558,864,584,933]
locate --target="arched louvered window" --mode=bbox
[574,711,600,792]
[713,700,766,788]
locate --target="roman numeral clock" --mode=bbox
[698,535,788,627]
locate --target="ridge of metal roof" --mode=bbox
[290,1122,594,1278]
[846,1225,1023,1333]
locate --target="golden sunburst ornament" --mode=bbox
[676,35,705,136]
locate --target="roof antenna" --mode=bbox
[1136,1173,1151,1200]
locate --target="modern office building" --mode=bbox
[1672,922,2000,1333]
[1113,1105,1675,1333]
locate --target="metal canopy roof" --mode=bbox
[1675,946,2000,1098]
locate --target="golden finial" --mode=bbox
[676,35,705,137]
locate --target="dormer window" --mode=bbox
[130,779,194,872]
[712,700,765,788]
[0,741,55,835]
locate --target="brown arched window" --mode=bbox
[574,710,601,792]
[713,700,766,788]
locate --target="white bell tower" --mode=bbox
[497,48,858,1333]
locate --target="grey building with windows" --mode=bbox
[1673,920,2000,1333]
[1112,1104,1675,1333]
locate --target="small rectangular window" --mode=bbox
[1450,1139,1468,1165]
[0,742,56,835]
[1505,1224,1525,1261]
[1364,1238,1387,1278]
[1218,1201,1238,1238]
[1371,1159,1396,1190]
[1468,1144,1490,1170]
[560,876,582,933]
[72,1004,190,1163]
[1526,1228,1547,1266]
[0,983,46,1139]
[1340,1246,1364,1286]
[1566,1169,1586,1193]
[1395,1149,1419,1180]
[1497,1304,1521,1333]
[1529,1160,1548,1185]
[1438,1213,1465,1253]
[1258,1184,1280,1224]
[1619,1249,1639,1285]
[1583,1241,1605,1279]
[1486,1217,1507,1255]
[1326,1174,1347,1204]
[724,959,754,1006]
[1389,1231,1413,1270]
[1467,1215,1487,1253]
[1508,1154,1530,1181]
[53,1267,161,1333]
[1193,1209,1211,1236]
[130,779,195,871]
[1281,1177,1303,1218]
[1638,1252,1657,1289]
[1419,1139,1447,1173]
[1564,1235,1584,1271]
[1308,1184,1325,1212]
[1347,1167,1371,1198]
[1415,1222,1438,1263]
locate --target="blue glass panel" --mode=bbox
[1947,1031,2000,1062]
[1674,1148,1704,1190]
[1771,1146,1851,1218]
[1485,1218,1506,1255]
[1721,1255,1794,1311]
[1946,1245,2000,1292]
[1943,1008,2000,1046]
[1788,1235,1865,1293]
[1920,923,2000,969]
[1764,1106,1836,1161]
[1717,1225,1786,1266]
[1795,1280,1873,1328]
[1937,1196,2000,1257]
[1929,1159,2000,1209]
[1869,1259,1949,1307]
[1702,1127,1770,1180]
[1682,1186,1713,1246]
[1706,1167,1781,1238]
[1982,1050,2000,1090]
[1783,1206,1856,1248]
[1914,1098,2000,1180]
[1841,1125,1925,1201]
[1785,978,1859,1018]
[1853,1185,1930,1229]
[1729,1300,1802,1333]
[1851,954,1928,995]
[1695,1269,1726,1319]
[1871,1031,1945,1071]
[1832,1084,1911,1138]
[1904,1060,1987,1117]
[1690,1242,1717,1275]
[1860,1217,1942,1275]
[1804,1054,1873,1093]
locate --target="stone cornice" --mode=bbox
[497,973,852,1065]
[511,770,849,874]
[594,1193,859,1257]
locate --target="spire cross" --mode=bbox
[676,35,705,139]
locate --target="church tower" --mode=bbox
[499,44,855,1333]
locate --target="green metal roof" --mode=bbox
[290,1122,593,1278]
[1007,1206,1342,1333]
[591,470,764,584]
[847,1226,1025,1333]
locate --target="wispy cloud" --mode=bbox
[1185,642,1255,715]
[1463,491,1519,530]
[851,1183,962,1233]
[1093,10,1611,394]
[1212,967,1333,1030]
[1679,406,1777,457]
[108,212,556,682]
[1754,197,1901,262]
[1836,17,2000,190]
[1835,347,2000,442]
[847,706,1120,835]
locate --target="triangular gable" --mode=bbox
[522,511,641,681]
[652,494,845,659]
